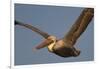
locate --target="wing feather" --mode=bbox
[15,20,50,39]
[63,8,94,44]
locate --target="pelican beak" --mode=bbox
[34,39,53,50]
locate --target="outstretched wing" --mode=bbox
[63,8,94,44]
[15,20,50,39]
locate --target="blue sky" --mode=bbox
[15,4,94,65]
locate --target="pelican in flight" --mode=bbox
[15,8,94,57]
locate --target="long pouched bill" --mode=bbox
[34,39,53,50]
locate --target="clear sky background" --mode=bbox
[15,4,94,65]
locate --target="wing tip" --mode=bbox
[15,20,19,25]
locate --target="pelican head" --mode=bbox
[34,35,57,50]
[47,36,57,52]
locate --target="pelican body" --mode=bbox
[15,8,94,57]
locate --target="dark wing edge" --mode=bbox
[63,8,94,44]
[15,20,50,39]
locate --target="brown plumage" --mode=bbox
[15,8,94,57]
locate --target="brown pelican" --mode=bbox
[15,8,94,57]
